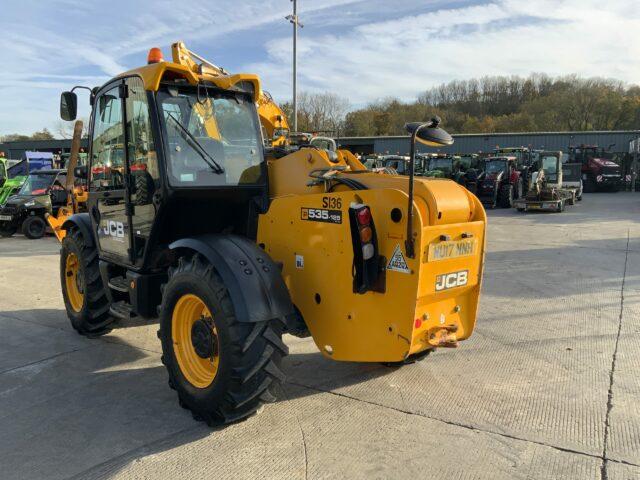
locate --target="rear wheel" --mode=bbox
[23,216,47,239]
[60,226,113,336]
[159,254,288,426]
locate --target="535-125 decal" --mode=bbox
[301,207,342,224]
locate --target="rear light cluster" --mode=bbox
[349,203,385,294]
[356,206,374,260]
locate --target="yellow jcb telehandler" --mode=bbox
[55,42,486,425]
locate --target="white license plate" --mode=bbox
[428,238,477,262]
[0,215,12,221]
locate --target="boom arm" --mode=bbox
[257,91,290,146]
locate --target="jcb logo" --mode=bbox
[435,270,468,291]
[101,220,125,239]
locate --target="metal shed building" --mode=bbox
[337,130,640,156]
[0,139,88,160]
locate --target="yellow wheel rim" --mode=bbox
[65,252,84,312]
[172,294,220,388]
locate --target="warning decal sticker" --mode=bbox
[387,244,410,273]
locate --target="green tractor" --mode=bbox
[420,153,480,194]
[420,153,455,178]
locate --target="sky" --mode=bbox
[1,0,639,137]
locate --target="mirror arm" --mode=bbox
[71,85,95,105]
[405,126,421,259]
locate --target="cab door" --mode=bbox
[89,81,132,262]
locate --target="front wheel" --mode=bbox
[159,254,288,426]
[0,224,16,237]
[60,226,113,336]
[23,216,47,239]
[583,175,597,193]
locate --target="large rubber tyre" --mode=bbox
[383,348,433,367]
[133,172,154,206]
[498,184,513,208]
[60,226,113,336]
[583,175,597,193]
[0,224,16,237]
[159,254,288,426]
[22,216,47,239]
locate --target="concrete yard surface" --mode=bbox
[0,193,639,479]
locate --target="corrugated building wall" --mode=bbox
[338,131,640,156]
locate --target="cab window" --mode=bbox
[158,87,263,187]
[91,85,125,191]
[126,77,158,205]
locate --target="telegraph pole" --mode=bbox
[286,0,303,132]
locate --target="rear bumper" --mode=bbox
[409,220,485,354]
[596,175,620,186]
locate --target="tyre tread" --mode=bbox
[159,253,288,426]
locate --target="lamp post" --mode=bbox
[286,0,303,132]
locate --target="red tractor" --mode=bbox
[568,145,621,192]
[477,156,523,208]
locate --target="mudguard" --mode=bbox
[62,213,94,247]
[169,234,294,323]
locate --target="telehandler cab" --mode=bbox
[56,42,486,425]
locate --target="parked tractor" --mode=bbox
[420,154,479,194]
[514,151,577,212]
[54,42,486,425]
[381,155,415,175]
[568,145,621,192]
[420,153,456,178]
[0,169,69,238]
[494,147,535,193]
[476,156,523,208]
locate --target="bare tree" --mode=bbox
[292,92,350,135]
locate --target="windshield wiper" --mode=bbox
[166,113,225,174]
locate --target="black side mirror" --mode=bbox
[405,117,454,147]
[60,92,78,121]
[74,165,88,180]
